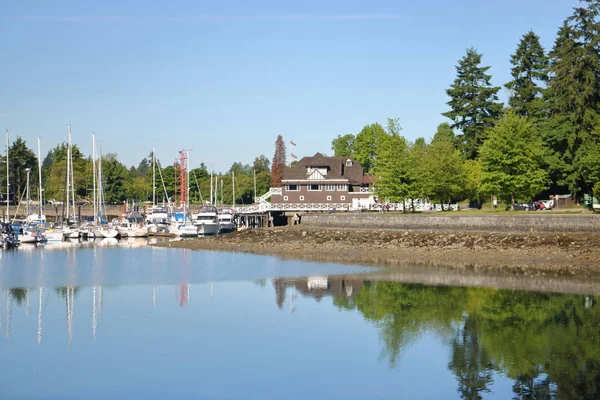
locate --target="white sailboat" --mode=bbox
[62,126,80,239]
[93,140,118,239]
[170,149,197,237]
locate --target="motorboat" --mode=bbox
[170,222,198,237]
[145,206,170,233]
[217,210,236,233]
[192,206,219,235]
[114,213,148,238]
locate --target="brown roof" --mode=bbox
[283,153,365,184]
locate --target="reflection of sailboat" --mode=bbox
[5,289,12,338]
[37,287,43,345]
[98,238,118,247]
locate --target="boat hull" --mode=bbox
[197,223,219,236]
[45,230,63,242]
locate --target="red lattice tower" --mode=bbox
[179,150,188,205]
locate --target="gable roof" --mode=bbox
[283,153,366,184]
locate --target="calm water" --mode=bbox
[0,243,598,399]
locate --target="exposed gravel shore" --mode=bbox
[154,226,600,277]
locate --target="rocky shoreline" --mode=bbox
[154,226,600,277]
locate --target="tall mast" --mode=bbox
[98,142,103,222]
[253,169,257,203]
[152,147,156,207]
[70,128,75,219]
[5,131,9,222]
[220,179,223,207]
[37,137,43,223]
[210,170,213,206]
[232,171,235,209]
[66,126,71,220]
[92,134,97,225]
[25,168,30,216]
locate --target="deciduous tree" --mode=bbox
[479,112,549,207]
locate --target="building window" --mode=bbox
[286,185,299,191]
[283,196,288,201]
[340,196,346,201]
[337,184,347,191]
[325,184,335,191]
[326,196,332,201]
[346,159,352,167]
[307,184,321,191]
[299,196,304,201]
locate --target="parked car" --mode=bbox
[513,202,534,211]
[533,201,546,210]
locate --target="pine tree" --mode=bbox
[270,135,287,187]
[505,31,549,118]
[443,47,503,159]
[546,1,600,195]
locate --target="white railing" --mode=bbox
[236,202,352,214]
[360,187,375,193]
[255,187,282,203]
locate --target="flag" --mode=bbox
[290,140,296,146]
[291,153,298,159]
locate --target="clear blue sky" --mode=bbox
[1,0,579,172]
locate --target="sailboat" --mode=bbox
[145,148,170,233]
[170,149,197,237]
[18,167,46,244]
[62,126,80,239]
[93,139,118,239]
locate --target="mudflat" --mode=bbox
[155,226,600,276]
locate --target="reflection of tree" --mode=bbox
[334,282,468,367]
[9,288,27,305]
[512,373,554,399]
[448,316,494,400]
[272,279,286,309]
[55,287,80,298]
[331,280,600,398]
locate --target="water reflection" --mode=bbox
[2,277,597,399]
[2,247,600,399]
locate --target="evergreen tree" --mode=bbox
[4,137,37,206]
[505,31,549,118]
[443,47,503,159]
[545,1,600,196]
[479,112,549,207]
[270,135,287,187]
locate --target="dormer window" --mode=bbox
[346,159,353,167]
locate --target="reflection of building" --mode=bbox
[272,277,364,309]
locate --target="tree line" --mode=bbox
[1,138,273,207]
[332,1,600,207]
